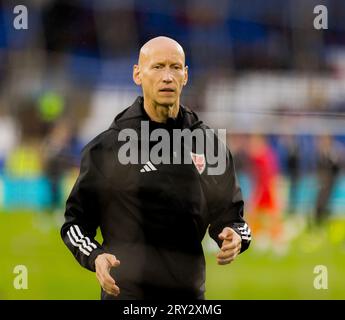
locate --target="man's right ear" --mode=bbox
[133,65,141,85]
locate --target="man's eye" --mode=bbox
[173,65,181,70]
[154,65,162,69]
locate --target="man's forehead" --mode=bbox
[138,37,185,65]
[144,49,185,64]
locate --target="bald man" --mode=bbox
[61,36,251,300]
[133,36,187,122]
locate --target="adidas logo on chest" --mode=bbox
[140,161,157,172]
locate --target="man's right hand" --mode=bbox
[95,253,121,296]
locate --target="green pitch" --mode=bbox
[1,212,345,300]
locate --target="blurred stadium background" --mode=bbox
[1,0,345,299]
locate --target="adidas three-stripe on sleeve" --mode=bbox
[61,143,105,272]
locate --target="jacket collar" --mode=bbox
[109,96,202,132]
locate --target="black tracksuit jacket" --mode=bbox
[61,96,251,300]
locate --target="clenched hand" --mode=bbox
[95,253,121,296]
[216,227,242,265]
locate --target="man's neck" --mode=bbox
[143,99,179,123]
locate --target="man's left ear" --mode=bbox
[133,64,141,86]
[183,66,189,86]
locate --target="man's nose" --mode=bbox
[162,69,173,83]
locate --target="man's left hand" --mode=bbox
[216,227,242,265]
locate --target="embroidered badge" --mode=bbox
[190,152,206,174]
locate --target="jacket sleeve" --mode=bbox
[207,139,251,254]
[61,143,106,271]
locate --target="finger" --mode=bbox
[106,254,120,268]
[217,252,237,263]
[218,233,233,241]
[96,264,120,297]
[100,269,116,287]
[97,272,120,296]
[96,271,111,289]
[218,227,234,241]
[217,257,234,265]
[104,286,119,296]
[217,251,230,259]
[218,246,240,258]
[221,245,241,255]
[104,283,120,296]
[221,243,237,251]
[217,250,236,259]
[104,289,116,296]
[97,266,116,287]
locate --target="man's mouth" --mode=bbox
[159,88,175,92]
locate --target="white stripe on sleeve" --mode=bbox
[67,231,91,256]
[70,226,93,252]
[74,225,97,249]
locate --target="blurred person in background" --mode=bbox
[0,106,18,173]
[2,98,50,214]
[227,134,251,174]
[42,119,82,213]
[247,134,283,250]
[284,135,301,215]
[314,135,344,225]
[276,134,301,216]
[5,99,45,178]
[61,36,251,300]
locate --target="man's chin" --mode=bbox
[156,98,176,107]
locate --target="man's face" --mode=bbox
[134,44,188,107]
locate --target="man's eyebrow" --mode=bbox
[149,62,165,67]
[150,61,183,66]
